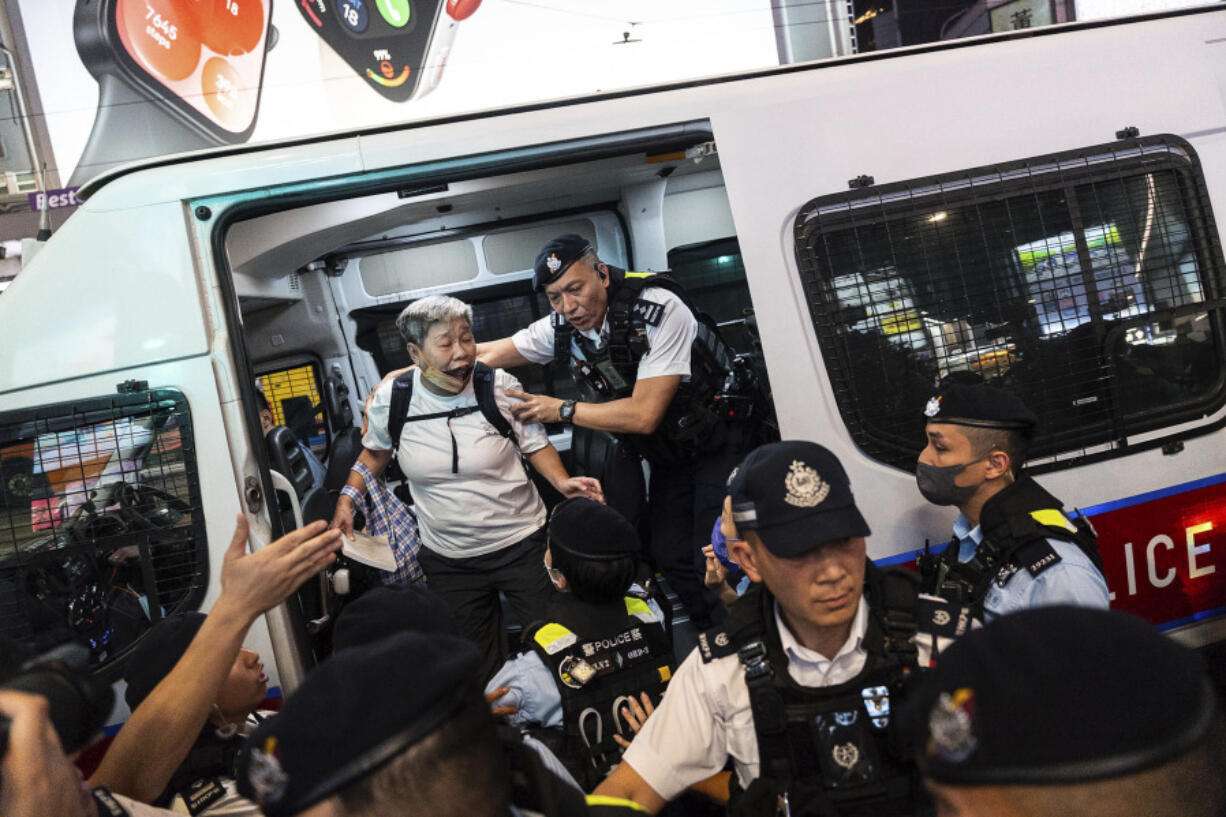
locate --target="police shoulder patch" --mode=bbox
[917,594,973,639]
[697,626,737,663]
[1015,538,1062,578]
[631,298,665,327]
[183,778,228,817]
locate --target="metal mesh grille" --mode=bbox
[794,136,1226,472]
[258,364,327,456]
[0,389,206,676]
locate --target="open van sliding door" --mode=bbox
[201,121,729,679]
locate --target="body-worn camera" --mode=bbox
[0,643,114,757]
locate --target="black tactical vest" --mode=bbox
[917,475,1104,620]
[702,566,970,817]
[524,593,675,791]
[550,267,762,466]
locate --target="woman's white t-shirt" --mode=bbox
[363,368,549,559]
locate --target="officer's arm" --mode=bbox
[573,374,680,435]
[477,337,531,368]
[508,375,680,435]
[594,759,668,814]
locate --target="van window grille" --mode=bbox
[794,136,1226,472]
[258,364,327,457]
[0,389,206,677]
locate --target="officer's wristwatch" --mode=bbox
[558,399,577,425]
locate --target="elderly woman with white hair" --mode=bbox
[332,295,603,681]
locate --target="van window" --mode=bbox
[258,363,328,457]
[794,136,1226,471]
[668,237,755,352]
[0,389,206,675]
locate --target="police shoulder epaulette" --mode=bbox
[696,623,738,663]
[1013,537,1063,578]
[630,297,665,327]
[916,594,975,640]
[91,788,132,817]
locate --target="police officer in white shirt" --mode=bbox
[478,235,762,630]
[594,441,973,817]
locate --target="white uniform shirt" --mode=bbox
[622,597,877,800]
[510,286,696,382]
[364,368,549,559]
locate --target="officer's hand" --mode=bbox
[485,686,519,718]
[556,476,605,504]
[219,515,343,621]
[0,690,94,817]
[613,692,655,749]
[330,495,357,541]
[702,545,729,590]
[505,389,564,424]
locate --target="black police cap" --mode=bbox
[727,441,870,558]
[532,234,594,291]
[332,584,460,653]
[123,612,205,711]
[923,383,1037,433]
[904,606,1217,785]
[548,497,640,561]
[236,632,483,817]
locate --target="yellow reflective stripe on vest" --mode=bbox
[1030,508,1077,533]
[533,623,577,655]
[624,596,654,622]
[586,795,648,813]
[623,271,654,280]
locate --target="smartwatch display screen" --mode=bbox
[297,0,445,101]
[113,0,270,134]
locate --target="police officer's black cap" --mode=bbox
[532,234,594,291]
[923,384,1037,433]
[548,497,639,561]
[332,584,460,653]
[236,632,483,817]
[123,612,206,711]
[903,606,1217,786]
[727,441,870,558]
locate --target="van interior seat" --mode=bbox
[323,426,364,502]
[265,425,332,526]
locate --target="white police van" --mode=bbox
[1,7,1224,722]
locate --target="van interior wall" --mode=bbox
[242,272,349,371]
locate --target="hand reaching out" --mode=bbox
[613,691,656,749]
[485,686,519,718]
[219,515,343,622]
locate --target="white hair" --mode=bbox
[395,295,474,346]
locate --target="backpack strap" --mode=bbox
[472,361,517,446]
[387,368,416,450]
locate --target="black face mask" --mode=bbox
[915,461,983,507]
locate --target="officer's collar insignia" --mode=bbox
[546,253,563,274]
[927,688,978,764]
[832,742,860,770]
[924,396,942,418]
[248,737,289,805]
[784,460,829,508]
